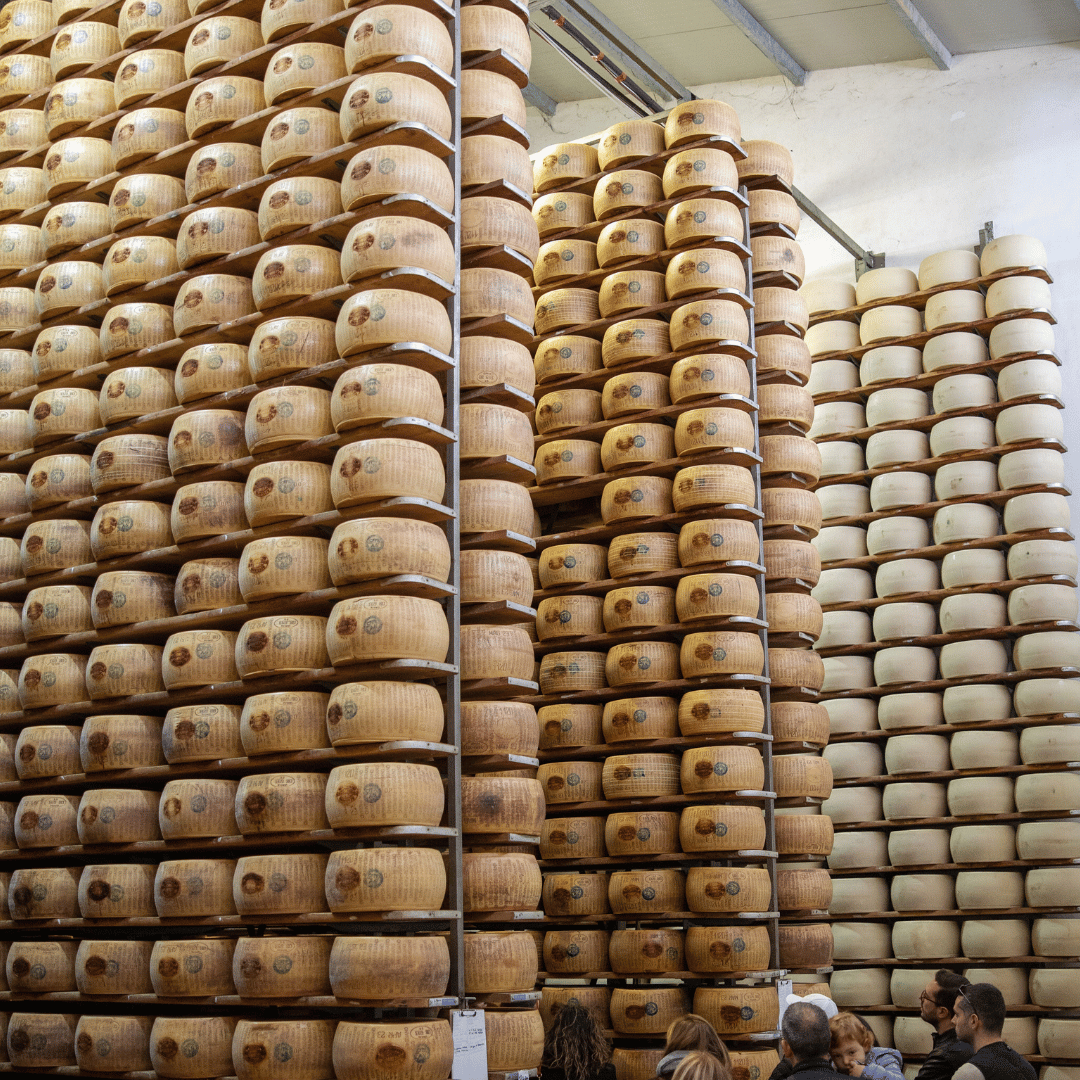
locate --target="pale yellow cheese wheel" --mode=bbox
[950,730,1020,769]
[940,548,1006,588]
[830,875,888,914]
[867,516,930,555]
[820,655,874,691]
[884,733,948,774]
[962,918,1030,958]
[998,358,1063,403]
[822,697,878,734]
[801,278,856,315]
[1005,491,1071,533]
[951,824,1017,863]
[941,639,1010,677]
[1014,677,1080,715]
[869,472,932,511]
[817,439,865,478]
[981,234,1047,275]
[947,775,1014,815]
[891,919,960,960]
[919,249,980,289]
[1018,821,1080,861]
[817,483,872,520]
[922,331,988,372]
[935,459,998,500]
[892,873,955,911]
[888,828,951,866]
[830,967,891,1008]
[834,921,892,961]
[989,317,1055,359]
[942,683,1012,725]
[923,288,985,330]
[939,592,1007,631]
[821,786,882,824]
[874,558,940,597]
[859,304,922,345]
[929,415,996,457]
[827,829,888,869]
[881,781,949,822]
[861,345,922,385]
[1033,917,1080,956]
[805,319,859,357]
[986,275,1052,318]
[864,428,929,468]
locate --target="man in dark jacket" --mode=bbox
[780,1001,839,1080]
[915,970,974,1080]
[953,983,1037,1080]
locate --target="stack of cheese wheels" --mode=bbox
[811,240,1079,1062]
[0,0,520,1073]
[457,9,546,1066]
[529,106,834,1047]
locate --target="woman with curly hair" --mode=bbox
[542,1003,616,1080]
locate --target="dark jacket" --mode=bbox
[769,1058,838,1080]
[915,1028,973,1080]
[658,1052,693,1078]
[543,1064,616,1080]
[862,1046,904,1080]
[953,1042,1036,1080]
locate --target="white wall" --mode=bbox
[527,44,1080,504]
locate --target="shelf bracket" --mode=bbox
[791,184,884,278]
[976,220,995,256]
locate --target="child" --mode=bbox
[829,1011,904,1080]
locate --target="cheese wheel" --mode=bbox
[831,876,889,914]
[892,920,960,960]
[1018,821,1080,861]
[933,502,1000,544]
[882,781,947,820]
[833,921,892,961]
[951,825,1016,863]
[884,733,948,774]
[940,548,1007,588]
[807,360,859,399]
[1005,491,1071,533]
[1014,677,1080,716]
[924,288,985,330]
[934,461,998,503]
[859,305,923,346]
[865,429,930,470]
[827,831,888,871]
[822,787,882,824]
[999,358,1063,402]
[919,249,980,289]
[922,331,988,372]
[870,471,932,511]
[990,316,1056,359]
[1033,918,1080,956]
[950,730,1020,769]
[811,569,872,606]
[887,828,952,868]
[1009,583,1079,625]
[856,267,918,304]
[942,684,1011,725]
[962,919,1030,958]
[817,439,865,478]
[986,275,1052,318]
[939,592,1007,632]
[997,402,1065,445]
[801,279,855,315]
[947,775,1014,815]
[817,484,872,520]
[858,345,921,386]
[822,698,878,735]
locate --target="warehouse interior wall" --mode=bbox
[527,42,1080,508]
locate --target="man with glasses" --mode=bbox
[953,982,1036,1080]
[915,971,973,1080]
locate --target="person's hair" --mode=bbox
[955,982,1006,1036]
[931,970,968,1015]
[830,1012,873,1052]
[673,1051,731,1080]
[542,1003,611,1080]
[782,1001,832,1061]
[664,1014,731,1069]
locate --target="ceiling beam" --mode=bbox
[549,0,692,103]
[883,0,952,69]
[522,81,558,117]
[705,0,806,86]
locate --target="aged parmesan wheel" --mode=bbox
[232,853,328,917]
[539,872,608,920]
[462,851,540,913]
[171,481,247,544]
[238,537,331,603]
[537,703,601,750]
[149,1016,237,1078]
[161,704,242,765]
[603,869,683,916]
[538,760,603,803]
[150,938,235,997]
[6,1012,77,1068]
[77,787,160,844]
[153,859,236,918]
[9,865,79,920]
[543,928,610,975]
[325,763,443,830]
[329,935,449,1000]
[92,571,175,628]
[333,1020,454,1080]
[327,681,443,747]
[80,715,163,773]
[676,689,765,736]
[539,651,606,695]
[235,772,329,835]
[74,1015,153,1073]
[324,846,445,913]
[161,630,238,690]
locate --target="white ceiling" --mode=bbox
[527,0,1080,106]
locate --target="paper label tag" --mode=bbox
[452,1009,488,1080]
[776,978,793,1026]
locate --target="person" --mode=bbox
[829,1011,904,1080]
[673,1051,732,1080]
[541,1002,616,1080]
[657,1014,731,1080]
[768,995,838,1080]
[779,1001,840,1080]
[914,970,974,1080]
[952,983,1037,1080]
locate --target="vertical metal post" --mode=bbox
[444,0,465,1003]
[741,184,780,971]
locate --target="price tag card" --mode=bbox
[776,978,793,1024]
[452,1009,488,1080]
